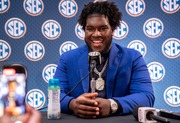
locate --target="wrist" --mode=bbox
[69,99,75,113]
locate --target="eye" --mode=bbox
[99,26,108,31]
[85,27,95,32]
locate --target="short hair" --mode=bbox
[8,80,17,85]
[78,1,123,30]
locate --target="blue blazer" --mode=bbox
[54,42,155,115]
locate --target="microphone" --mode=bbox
[133,106,171,123]
[159,109,180,120]
[88,51,101,69]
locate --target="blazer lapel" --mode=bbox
[106,43,122,98]
[78,46,89,93]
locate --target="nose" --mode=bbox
[92,29,101,37]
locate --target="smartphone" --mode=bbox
[0,65,26,116]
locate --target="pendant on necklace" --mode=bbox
[96,77,105,91]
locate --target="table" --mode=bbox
[41,112,180,123]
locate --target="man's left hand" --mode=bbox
[95,98,111,117]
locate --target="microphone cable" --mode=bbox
[37,68,93,111]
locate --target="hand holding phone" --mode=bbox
[0,65,26,116]
[0,104,41,123]
[0,65,41,123]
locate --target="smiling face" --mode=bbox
[84,14,114,54]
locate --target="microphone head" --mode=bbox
[133,106,158,123]
[88,51,101,66]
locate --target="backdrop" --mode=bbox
[0,0,180,112]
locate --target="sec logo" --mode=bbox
[161,0,180,14]
[143,18,164,38]
[162,38,180,59]
[75,23,85,40]
[25,89,46,110]
[0,0,10,14]
[164,86,180,107]
[42,20,62,40]
[59,41,78,55]
[58,0,78,18]
[5,18,26,39]
[127,40,147,57]
[0,40,11,61]
[147,62,165,82]
[24,41,45,61]
[126,0,146,17]
[23,0,44,16]
[42,64,57,83]
[113,21,129,40]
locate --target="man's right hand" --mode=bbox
[69,92,99,118]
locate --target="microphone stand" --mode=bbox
[90,60,96,93]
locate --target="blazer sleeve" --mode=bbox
[113,50,155,115]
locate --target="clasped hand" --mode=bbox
[69,92,111,118]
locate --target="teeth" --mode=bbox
[93,41,102,43]
[93,40,102,43]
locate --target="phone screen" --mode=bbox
[0,65,26,116]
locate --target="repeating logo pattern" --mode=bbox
[143,18,164,38]
[162,38,180,59]
[75,23,85,40]
[127,40,147,57]
[164,86,180,107]
[24,41,45,61]
[113,21,129,40]
[0,40,11,61]
[23,0,44,16]
[126,0,146,17]
[42,64,57,83]
[42,20,62,40]
[5,18,26,39]
[161,0,180,14]
[147,62,165,82]
[59,41,78,55]
[25,89,46,110]
[58,0,78,18]
[0,0,10,14]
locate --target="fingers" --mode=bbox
[22,105,33,123]
[0,113,12,123]
[77,103,99,112]
[94,98,111,117]
[28,109,41,123]
[77,99,97,106]
[75,105,99,119]
[23,104,41,123]
[82,93,98,98]
[77,93,98,106]
[0,104,41,123]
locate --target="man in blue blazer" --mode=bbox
[54,1,155,119]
